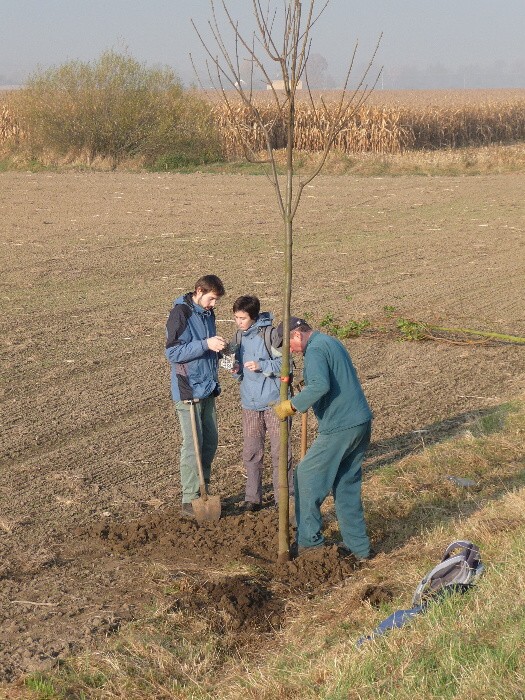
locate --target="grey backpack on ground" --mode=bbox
[412,540,485,607]
[357,539,484,646]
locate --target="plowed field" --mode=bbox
[1,170,524,682]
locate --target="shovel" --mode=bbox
[300,410,308,459]
[186,399,221,523]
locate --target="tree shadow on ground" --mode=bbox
[373,463,525,556]
[365,402,515,472]
[223,403,515,510]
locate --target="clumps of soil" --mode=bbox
[0,508,373,683]
[360,585,394,607]
[90,505,363,593]
[171,574,283,632]
[85,505,374,634]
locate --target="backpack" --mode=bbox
[411,540,484,607]
[233,325,295,384]
[357,539,485,647]
[234,325,280,360]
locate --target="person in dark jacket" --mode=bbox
[230,295,293,511]
[274,317,373,560]
[165,275,226,517]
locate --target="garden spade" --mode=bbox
[186,399,221,523]
[300,410,308,459]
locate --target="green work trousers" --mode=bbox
[175,396,218,503]
[294,420,371,558]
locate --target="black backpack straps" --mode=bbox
[257,325,275,359]
[234,327,272,356]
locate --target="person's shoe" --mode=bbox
[337,544,377,562]
[180,503,195,519]
[357,546,377,562]
[290,542,324,559]
[244,502,262,513]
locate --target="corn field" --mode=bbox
[0,104,24,143]
[214,92,525,157]
[2,89,525,157]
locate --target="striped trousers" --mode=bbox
[242,408,293,504]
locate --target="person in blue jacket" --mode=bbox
[273,317,373,560]
[231,296,293,511]
[165,275,226,517]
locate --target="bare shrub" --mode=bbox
[8,51,222,168]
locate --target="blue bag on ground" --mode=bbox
[357,540,484,646]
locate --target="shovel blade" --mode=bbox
[192,494,221,523]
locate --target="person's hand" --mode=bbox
[207,336,226,352]
[273,400,296,420]
[231,362,241,374]
[243,360,260,372]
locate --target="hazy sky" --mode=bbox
[1,0,524,89]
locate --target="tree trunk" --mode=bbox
[277,99,295,562]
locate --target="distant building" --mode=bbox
[267,79,302,90]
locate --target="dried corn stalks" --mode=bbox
[213,97,525,157]
[2,92,525,155]
[0,104,24,144]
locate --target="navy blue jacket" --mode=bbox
[165,293,220,402]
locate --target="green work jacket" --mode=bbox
[291,331,372,434]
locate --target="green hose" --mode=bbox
[430,326,525,344]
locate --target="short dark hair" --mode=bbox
[232,295,260,320]
[194,275,225,296]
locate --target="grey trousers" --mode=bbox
[175,396,218,503]
[242,408,293,504]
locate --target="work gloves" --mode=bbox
[273,399,296,420]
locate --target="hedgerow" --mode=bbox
[8,51,222,168]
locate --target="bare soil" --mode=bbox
[1,170,524,683]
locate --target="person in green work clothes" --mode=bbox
[273,317,374,561]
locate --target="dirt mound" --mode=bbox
[0,504,365,683]
[89,505,361,591]
[172,574,283,632]
[0,501,394,683]
[85,505,364,635]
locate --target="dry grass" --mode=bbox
[216,399,525,700]
[0,103,24,144]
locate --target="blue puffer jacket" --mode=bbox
[233,312,281,411]
[165,293,220,402]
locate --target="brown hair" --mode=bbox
[194,275,225,296]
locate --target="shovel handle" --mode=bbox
[187,400,208,501]
[301,410,308,459]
